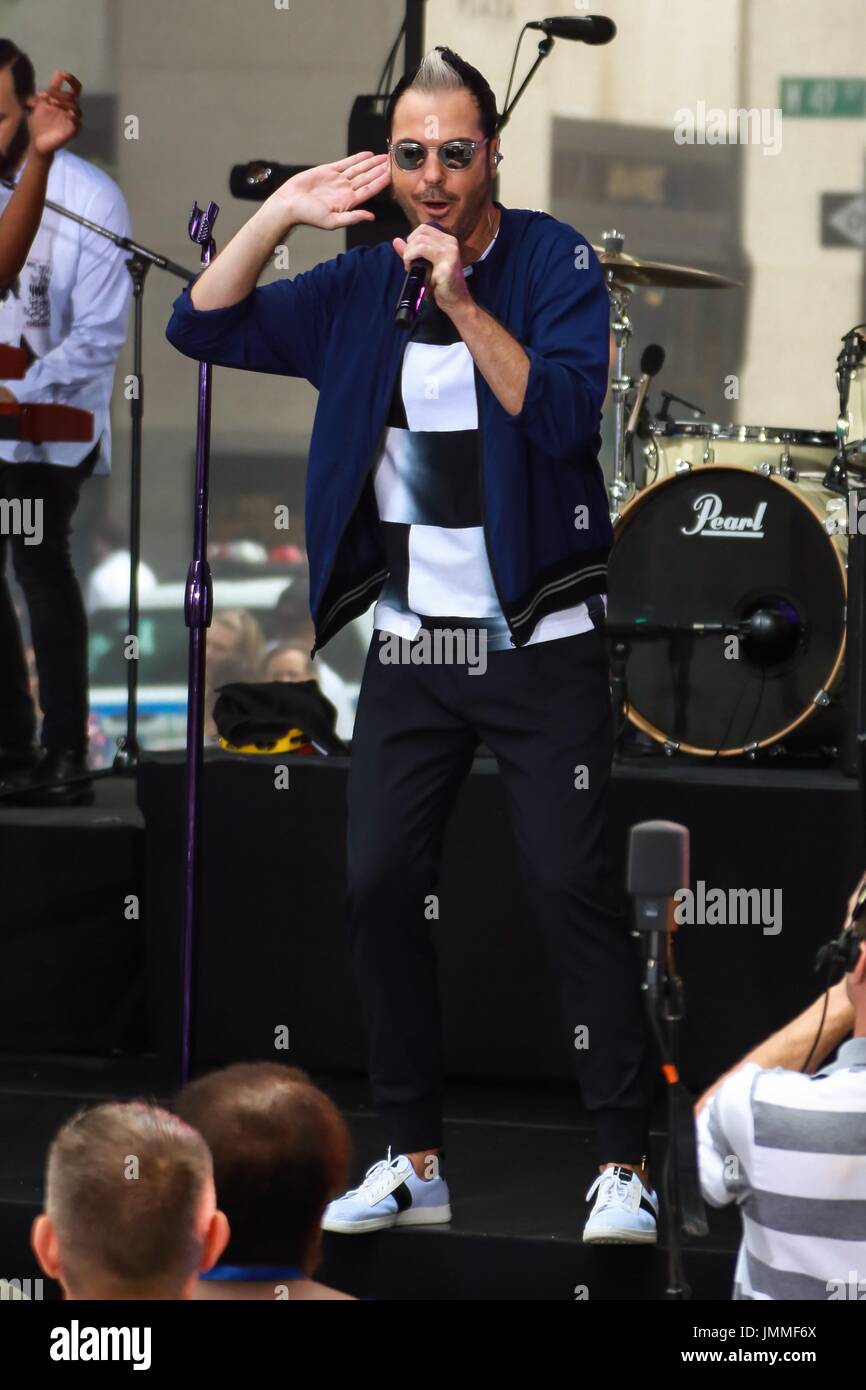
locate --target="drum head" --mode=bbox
[607,466,847,754]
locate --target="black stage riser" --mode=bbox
[137,754,862,1092]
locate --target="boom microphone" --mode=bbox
[526,15,616,44]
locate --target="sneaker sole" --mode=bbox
[322,1204,452,1235]
[395,1203,452,1228]
[583,1227,657,1245]
[321,1214,399,1234]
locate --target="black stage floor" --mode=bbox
[0,1052,738,1302]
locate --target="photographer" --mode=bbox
[695,874,866,1300]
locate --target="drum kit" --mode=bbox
[599,230,866,760]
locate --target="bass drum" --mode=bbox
[607,466,848,756]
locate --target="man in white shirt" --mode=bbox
[695,876,866,1299]
[0,39,131,804]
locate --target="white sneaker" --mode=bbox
[322,1149,452,1234]
[582,1164,659,1244]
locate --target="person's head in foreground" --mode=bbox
[0,39,35,179]
[31,1102,229,1299]
[174,1062,354,1300]
[385,45,501,251]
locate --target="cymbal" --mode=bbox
[592,247,741,290]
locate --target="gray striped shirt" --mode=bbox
[697,1036,866,1299]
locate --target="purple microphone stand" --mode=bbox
[180,199,219,1084]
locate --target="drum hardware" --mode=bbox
[598,230,737,522]
[778,446,796,481]
[813,689,831,708]
[657,391,705,424]
[836,325,865,435]
[602,230,636,520]
[823,327,865,496]
[674,459,692,474]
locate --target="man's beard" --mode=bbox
[0,116,30,181]
[392,177,492,246]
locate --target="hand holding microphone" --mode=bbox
[393,220,470,327]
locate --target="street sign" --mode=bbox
[821,194,866,249]
[782,78,866,118]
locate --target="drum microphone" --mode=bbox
[527,16,617,44]
[606,607,800,651]
[626,344,665,442]
[836,326,865,417]
[395,221,446,328]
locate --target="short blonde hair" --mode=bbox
[45,1102,212,1296]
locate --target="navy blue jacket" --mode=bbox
[165,203,612,653]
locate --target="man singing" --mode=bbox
[0,39,131,806]
[166,48,659,1242]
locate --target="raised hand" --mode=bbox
[274,151,391,230]
[27,71,82,156]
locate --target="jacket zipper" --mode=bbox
[311,315,420,660]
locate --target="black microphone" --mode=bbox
[395,220,445,329]
[526,15,616,44]
[625,343,665,441]
[627,820,690,936]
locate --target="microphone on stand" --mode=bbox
[627,819,690,939]
[394,220,446,329]
[625,343,665,445]
[526,15,616,44]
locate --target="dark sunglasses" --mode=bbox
[388,138,495,172]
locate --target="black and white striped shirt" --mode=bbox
[372,231,596,651]
[697,1036,866,1299]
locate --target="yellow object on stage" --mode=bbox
[217,728,311,755]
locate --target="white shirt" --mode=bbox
[372,228,595,648]
[0,149,132,472]
[697,1039,866,1300]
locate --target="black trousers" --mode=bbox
[346,619,658,1164]
[0,447,98,755]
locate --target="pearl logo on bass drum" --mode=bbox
[681,492,768,538]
